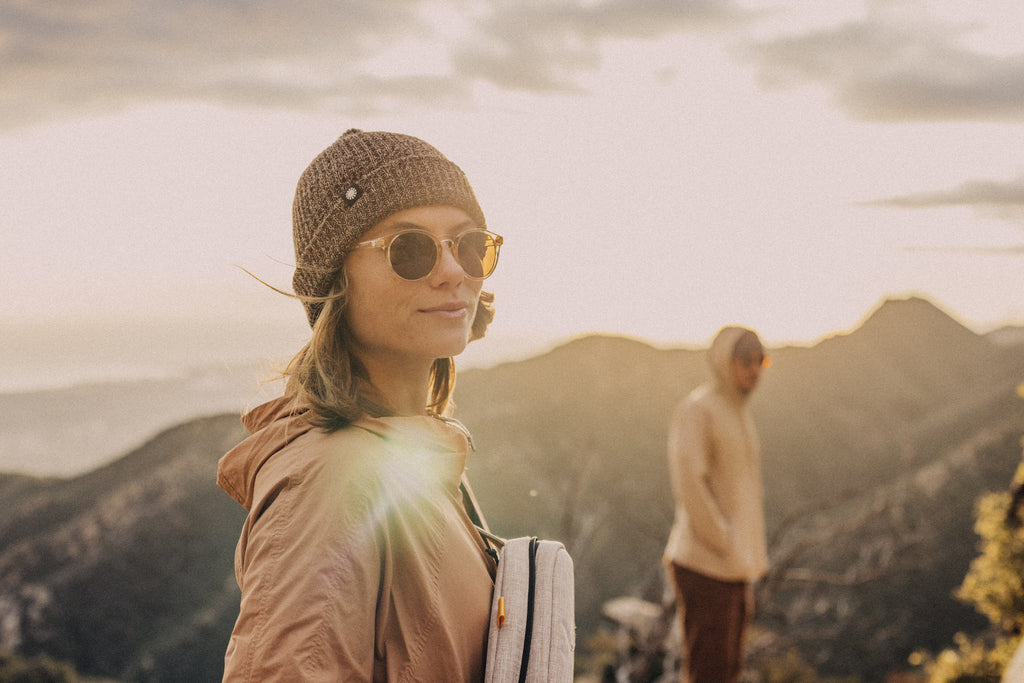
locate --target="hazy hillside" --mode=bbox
[756,296,1022,507]
[987,325,1024,348]
[0,296,1022,680]
[0,362,278,476]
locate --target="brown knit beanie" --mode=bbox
[292,129,486,326]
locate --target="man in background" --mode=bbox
[663,326,770,683]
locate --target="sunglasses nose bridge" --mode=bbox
[431,237,462,276]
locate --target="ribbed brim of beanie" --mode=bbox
[291,130,486,326]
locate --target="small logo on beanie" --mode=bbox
[344,184,363,207]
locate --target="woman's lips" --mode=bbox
[420,302,469,318]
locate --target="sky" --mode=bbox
[1,0,1023,389]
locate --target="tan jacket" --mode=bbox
[663,327,769,582]
[217,397,495,682]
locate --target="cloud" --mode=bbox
[871,175,1024,209]
[0,0,749,131]
[0,0,441,128]
[905,244,1024,256]
[747,17,1024,122]
[3,1,1022,132]
[867,174,1024,230]
[449,0,748,91]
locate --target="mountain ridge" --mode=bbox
[1,295,1022,680]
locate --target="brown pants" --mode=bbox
[669,563,749,683]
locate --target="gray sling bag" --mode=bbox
[460,479,576,683]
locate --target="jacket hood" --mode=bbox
[217,397,316,509]
[216,395,473,511]
[707,326,756,400]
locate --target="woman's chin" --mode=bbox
[442,342,471,359]
[425,334,472,361]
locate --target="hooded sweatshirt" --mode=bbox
[217,396,495,682]
[663,326,769,582]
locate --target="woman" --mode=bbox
[217,130,503,681]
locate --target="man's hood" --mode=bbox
[707,326,752,399]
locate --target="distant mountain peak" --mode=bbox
[857,295,977,343]
[801,295,1003,388]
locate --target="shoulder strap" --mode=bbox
[460,473,488,530]
[460,475,505,557]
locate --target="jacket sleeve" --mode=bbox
[667,400,731,556]
[223,457,383,682]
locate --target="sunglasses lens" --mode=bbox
[384,229,501,280]
[457,231,499,279]
[389,231,437,280]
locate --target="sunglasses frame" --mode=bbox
[352,228,503,281]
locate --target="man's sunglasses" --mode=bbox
[352,228,503,281]
[734,354,772,369]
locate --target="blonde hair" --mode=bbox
[280,269,495,431]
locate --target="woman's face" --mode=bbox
[342,204,484,369]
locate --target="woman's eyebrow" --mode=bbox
[379,220,421,232]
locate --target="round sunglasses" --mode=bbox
[352,228,503,281]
